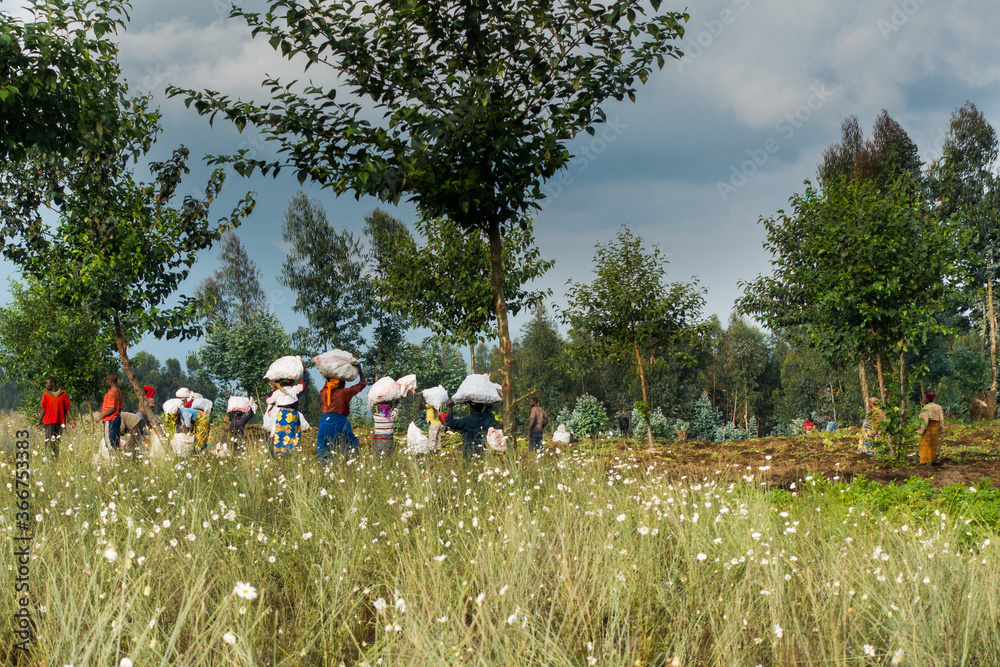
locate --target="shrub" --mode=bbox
[690,390,724,441]
[568,394,609,440]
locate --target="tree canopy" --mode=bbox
[171,0,689,439]
[563,226,707,448]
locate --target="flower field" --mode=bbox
[3,416,1000,665]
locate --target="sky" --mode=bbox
[5,0,1000,367]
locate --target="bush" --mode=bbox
[568,394,609,440]
[690,390,724,441]
[629,406,673,439]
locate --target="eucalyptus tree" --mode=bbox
[171,0,689,437]
[738,177,968,453]
[927,102,1000,399]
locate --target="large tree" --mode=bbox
[563,227,706,448]
[738,177,968,452]
[367,211,553,360]
[194,233,268,328]
[1,0,136,224]
[0,278,129,417]
[171,0,689,439]
[927,102,1000,402]
[280,191,372,354]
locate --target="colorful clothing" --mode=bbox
[917,401,944,464]
[162,412,178,440]
[322,379,366,415]
[41,390,71,425]
[102,386,123,422]
[272,407,301,453]
[193,411,211,452]
[857,408,884,455]
[317,412,359,460]
[373,408,397,460]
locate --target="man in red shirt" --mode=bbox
[101,373,124,451]
[37,376,77,458]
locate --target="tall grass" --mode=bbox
[1,417,999,665]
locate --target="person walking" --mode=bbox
[426,400,444,452]
[528,397,549,453]
[317,368,367,462]
[227,398,256,453]
[444,400,495,460]
[917,392,945,466]
[100,374,124,451]
[372,402,398,460]
[267,380,305,454]
[37,377,77,459]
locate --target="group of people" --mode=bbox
[857,392,945,465]
[38,373,152,458]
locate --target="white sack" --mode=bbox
[368,376,401,405]
[452,374,502,404]
[299,413,311,432]
[406,421,431,454]
[227,396,256,413]
[170,432,195,457]
[262,406,276,435]
[265,355,304,381]
[552,424,572,444]
[162,398,183,415]
[421,385,449,411]
[396,374,417,397]
[175,387,191,399]
[312,349,360,381]
[486,427,507,452]
[191,397,213,413]
[93,438,112,466]
[148,434,168,460]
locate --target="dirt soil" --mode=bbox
[610,422,1000,489]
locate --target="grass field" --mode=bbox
[2,414,1000,665]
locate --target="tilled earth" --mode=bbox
[604,421,1000,488]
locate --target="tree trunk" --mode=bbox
[899,341,906,424]
[875,352,886,406]
[486,219,515,448]
[633,340,654,449]
[988,270,997,396]
[469,343,476,374]
[858,361,869,415]
[112,310,164,436]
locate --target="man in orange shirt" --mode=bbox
[101,373,124,451]
[37,377,77,459]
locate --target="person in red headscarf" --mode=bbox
[139,385,156,419]
[917,392,945,465]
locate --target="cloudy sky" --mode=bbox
[6,0,1000,366]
